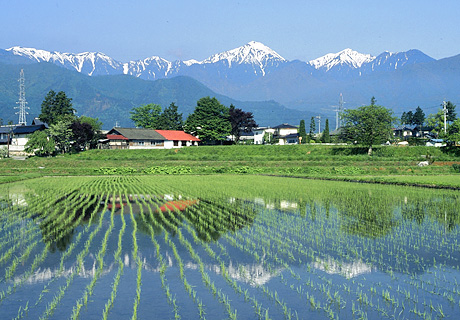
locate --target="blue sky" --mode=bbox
[1,0,460,62]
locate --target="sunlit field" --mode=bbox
[0,175,459,319]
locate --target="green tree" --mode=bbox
[184,97,231,144]
[25,130,55,157]
[79,116,103,132]
[309,116,316,141]
[320,119,331,143]
[298,119,307,144]
[446,119,460,146]
[401,111,414,125]
[370,96,376,106]
[446,101,457,122]
[130,103,162,129]
[49,119,73,154]
[39,90,75,126]
[263,131,273,144]
[426,109,444,137]
[156,102,184,130]
[426,103,457,137]
[413,106,425,126]
[229,104,258,143]
[341,103,395,155]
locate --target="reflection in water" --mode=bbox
[313,256,373,279]
[35,194,102,252]
[2,177,460,320]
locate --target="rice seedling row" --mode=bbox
[0,176,459,319]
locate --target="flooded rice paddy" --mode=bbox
[0,175,459,319]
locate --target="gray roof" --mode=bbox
[13,124,46,135]
[108,127,164,140]
[273,123,297,129]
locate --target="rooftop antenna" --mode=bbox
[15,69,29,125]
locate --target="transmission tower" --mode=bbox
[334,93,344,130]
[15,69,29,125]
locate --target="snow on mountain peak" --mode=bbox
[309,48,375,71]
[203,41,285,65]
[200,41,286,76]
[6,46,122,75]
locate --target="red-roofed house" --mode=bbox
[103,128,200,149]
[155,130,200,148]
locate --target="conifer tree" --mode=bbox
[309,117,316,141]
[298,119,307,144]
[321,119,331,143]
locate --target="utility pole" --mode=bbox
[15,69,29,126]
[316,115,321,134]
[443,101,448,134]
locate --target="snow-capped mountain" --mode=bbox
[6,46,123,76]
[6,41,287,79]
[3,42,444,109]
[6,42,435,81]
[361,49,435,74]
[197,41,286,76]
[309,48,375,71]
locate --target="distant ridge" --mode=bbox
[4,42,436,80]
[2,42,460,125]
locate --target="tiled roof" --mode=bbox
[12,124,46,134]
[283,133,299,139]
[107,134,128,140]
[108,127,164,140]
[155,130,200,141]
[272,123,297,129]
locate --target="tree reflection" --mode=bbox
[136,197,257,242]
[36,194,102,252]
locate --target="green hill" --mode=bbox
[0,62,315,128]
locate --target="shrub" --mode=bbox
[452,164,460,173]
[0,146,7,158]
[143,166,192,174]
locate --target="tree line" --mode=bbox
[26,90,103,156]
[130,97,258,145]
[24,89,460,157]
[298,97,459,155]
[25,92,258,155]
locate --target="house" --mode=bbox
[393,125,435,140]
[0,124,47,152]
[272,123,299,145]
[393,125,416,139]
[413,126,435,139]
[155,130,200,147]
[426,139,446,147]
[233,130,255,144]
[0,127,13,145]
[104,127,200,149]
[253,127,275,145]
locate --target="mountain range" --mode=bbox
[1,41,460,128]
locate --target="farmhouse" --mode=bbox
[0,122,47,153]
[393,125,435,140]
[104,127,200,149]
[272,123,299,145]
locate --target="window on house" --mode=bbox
[173,140,179,146]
